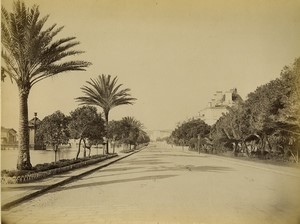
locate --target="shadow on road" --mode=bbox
[83,170,150,180]
[120,159,171,166]
[144,154,208,158]
[138,151,209,158]
[147,165,235,173]
[51,174,178,192]
[97,166,144,173]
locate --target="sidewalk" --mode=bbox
[1,149,143,211]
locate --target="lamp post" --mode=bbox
[34,112,37,150]
[102,136,107,155]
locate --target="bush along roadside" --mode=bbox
[1,154,117,184]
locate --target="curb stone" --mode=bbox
[1,154,117,184]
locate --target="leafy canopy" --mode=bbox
[36,111,69,147]
[68,106,105,143]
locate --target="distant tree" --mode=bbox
[68,106,105,159]
[1,1,91,170]
[107,120,123,141]
[76,74,136,154]
[36,111,69,161]
[171,118,210,146]
[120,117,147,149]
[137,133,150,145]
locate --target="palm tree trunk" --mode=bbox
[104,110,109,154]
[17,90,32,170]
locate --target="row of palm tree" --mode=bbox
[1,1,136,170]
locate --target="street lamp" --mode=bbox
[34,112,37,150]
[102,137,107,155]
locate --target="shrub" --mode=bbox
[2,155,107,177]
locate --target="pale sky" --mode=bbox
[1,0,300,131]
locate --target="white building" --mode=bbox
[199,88,240,126]
[147,130,172,141]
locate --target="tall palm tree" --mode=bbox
[76,74,136,153]
[1,1,91,170]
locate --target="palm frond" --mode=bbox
[76,74,136,118]
[1,0,90,89]
[30,60,91,86]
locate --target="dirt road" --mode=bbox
[2,143,300,224]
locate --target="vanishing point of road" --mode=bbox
[2,143,300,224]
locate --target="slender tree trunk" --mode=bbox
[104,110,109,154]
[83,138,86,158]
[88,146,91,157]
[17,90,32,170]
[76,138,83,159]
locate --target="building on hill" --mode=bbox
[199,88,242,126]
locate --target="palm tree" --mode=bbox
[1,1,91,170]
[121,117,147,149]
[122,117,145,133]
[76,74,136,154]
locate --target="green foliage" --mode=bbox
[276,58,300,134]
[108,117,150,147]
[36,111,69,149]
[171,118,211,146]
[209,57,300,161]
[107,120,124,140]
[121,117,142,145]
[68,106,105,143]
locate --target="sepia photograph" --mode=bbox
[1,0,300,223]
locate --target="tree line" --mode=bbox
[169,58,300,162]
[36,107,150,160]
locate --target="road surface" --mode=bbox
[2,143,300,224]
